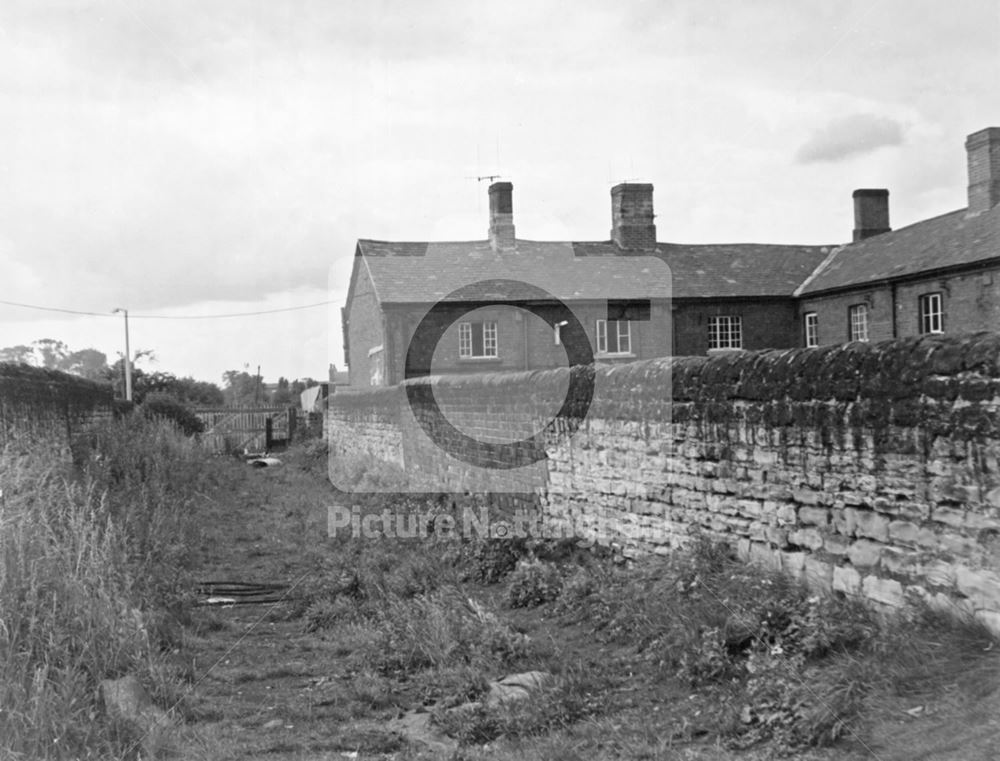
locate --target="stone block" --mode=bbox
[788,528,824,551]
[780,551,807,579]
[888,520,921,547]
[853,510,890,542]
[833,565,863,596]
[823,533,851,556]
[798,506,830,526]
[955,566,1000,608]
[862,575,905,607]
[847,539,883,568]
[804,557,833,591]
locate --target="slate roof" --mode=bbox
[797,203,1000,296]
[355,239,833,304]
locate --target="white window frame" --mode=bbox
[849,304,869,342]
[458,320,498,358]
[919,293,943,334]
[596,319,632,355]
[804,312,818,348]
[708,315,742,350]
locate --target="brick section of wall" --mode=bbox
[800,266,1000,347]
[329,333,1000,633]
[674,299,801,354]
[345,264,385,386]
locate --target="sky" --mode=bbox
[0,0,997,385]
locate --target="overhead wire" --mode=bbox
[0,298,336,320]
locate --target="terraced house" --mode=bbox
[796,127,1000,345]
[342,126,1000,386]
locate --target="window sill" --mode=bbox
[595,352,636,360]
[707,347,744,354]
[457,356,502,362]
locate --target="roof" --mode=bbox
[354,239,832,304]
[797,203,1000,296]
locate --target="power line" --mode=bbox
[0,298,336,320]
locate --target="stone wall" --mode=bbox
[0,363,114,455]
[328,332,1000,632]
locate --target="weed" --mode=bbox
[506,559,563,608]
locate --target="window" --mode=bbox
[919,293,943,334]
[458,321,498,358]
[596,319,631,355]
[708,315,742,350]
[804,312,818,348]
[849,304,869,342]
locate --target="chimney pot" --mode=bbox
[488,181,515,252]
[966,127,1000,214]
[852,188,890,241]
[610,183,656,250]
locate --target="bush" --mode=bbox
[357,588,530,675]
[506,559,563,608]
[139,392,204,436]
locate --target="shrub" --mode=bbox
[139,392,204,436]
[357,588,529,675]
[506,559,563,608]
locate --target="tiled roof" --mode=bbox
[797,203,1000,296]
[356,239,832,303]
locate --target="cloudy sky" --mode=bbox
[0,0,997,384]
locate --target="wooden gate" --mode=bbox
[194,406,296,455]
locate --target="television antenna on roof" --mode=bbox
[465,174,502,183]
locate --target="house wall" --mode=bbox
[799,266,1000,346]
[329,333,1000,634]
[383,300,672,385]
[673,299,800,356]
[345,265,385,386]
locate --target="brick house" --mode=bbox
[342,126,1000,385]
[341,183,831,386]
[795,127,1000,345]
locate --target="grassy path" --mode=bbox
[167,448,1000,761]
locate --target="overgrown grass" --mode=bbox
[0,414,217,759]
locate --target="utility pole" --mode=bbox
[112,307,132,402]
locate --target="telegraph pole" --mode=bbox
[112,307,132,402]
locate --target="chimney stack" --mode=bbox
[488,181,515,252]
[852,189,890,241]
[966,127,1000,214]
[610,183,656,250]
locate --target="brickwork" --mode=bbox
[330,332,1000,633]
[344,263,385,386]
[800,266,1000,347]
[382,300,672,385]
[674,299,801,355]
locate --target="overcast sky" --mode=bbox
[0,0,997,384]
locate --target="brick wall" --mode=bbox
[383,300,672,384]
[328,332,1000,633]
[674,299,801,355]
[345,263,385,386]
[799,265,1000,346]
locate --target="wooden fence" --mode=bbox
[193,406,297,455]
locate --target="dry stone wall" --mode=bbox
[328,333,1000,632]
[0,363,114,456]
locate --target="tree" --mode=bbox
[222,370,261,406]
[33,338,69,369]
[61,348,108,380]
[0,345,36,365]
